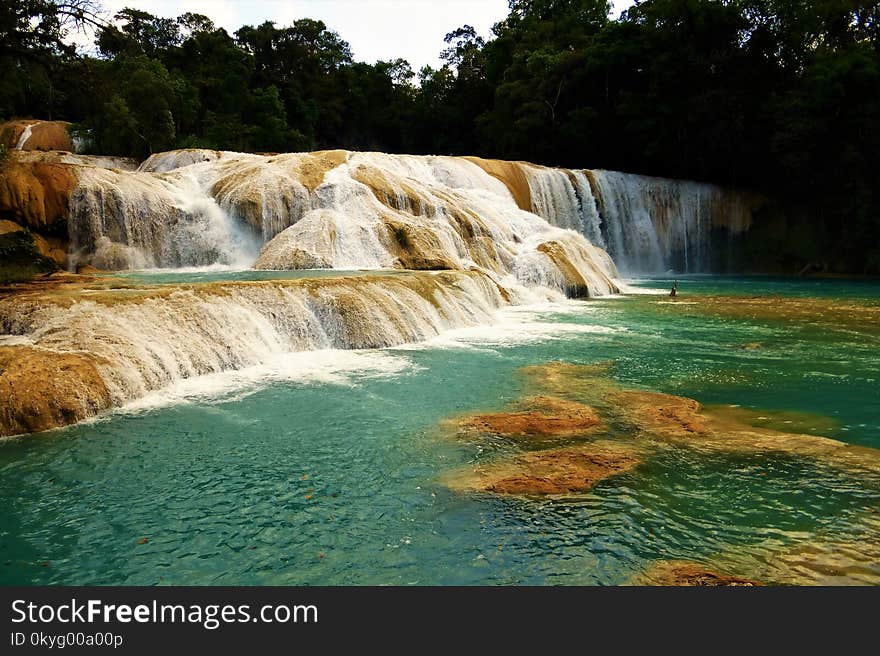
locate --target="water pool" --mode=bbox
[1,276,878,585]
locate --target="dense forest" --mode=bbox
[1,0,878,273]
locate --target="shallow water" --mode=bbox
[1,276,878,585]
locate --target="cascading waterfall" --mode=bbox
[14,123,35,150]
[0,145,762,434]
[0,145,769,435]
[525,167,583,232]
[571,171,606,250]
[517,164,757,275]
[68,166,262,270]
[67,148,620,297]
[586,170,756,274]
[0,271,505,427]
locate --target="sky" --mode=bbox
[82,0,636,71]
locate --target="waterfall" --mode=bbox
[0,271,506,420]
[63,149,621,297]
[585,170,756,274]
[571,171,606,249]
[68,166,261,270]
[62,147,759,278]
[525,167,582,231]
[14,123,36,150]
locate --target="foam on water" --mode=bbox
[119,349,415,413]
[395,301,621,351]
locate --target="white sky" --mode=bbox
[83,0,636,70]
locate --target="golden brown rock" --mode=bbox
[0,346,111,437]
[0,219,25,235]
[463,156,533,211]
[633,560,762,586]
[31,232,68,268]
[75,265,104,275]
[0,120,74,152]
[457,396,602,440]
[609,389,710,438]
[0,156,78,231]
[382,218,459,270]
[446,442,641,495]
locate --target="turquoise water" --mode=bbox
[1,276,878,584]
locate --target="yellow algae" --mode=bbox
[704,404,842,437]
[649,294,880,335]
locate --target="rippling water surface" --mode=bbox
[1,276,878,584]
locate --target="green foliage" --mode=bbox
[391,225,410,248]
[0,228,58,284]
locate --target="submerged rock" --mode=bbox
[457,396,602,441]
[633,560,762,586]
[608,389,710,438]
[652,294,880,336]
[518,361,880,474]
[446,442,641,495]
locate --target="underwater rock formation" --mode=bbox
[633,560,762,586]
[446,442,641,495]
[456,396,602,441]
[518,361,880,474]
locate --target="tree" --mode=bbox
[0,0,102,118]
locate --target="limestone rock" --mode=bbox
[0,346,111,437]
[0,156,77,231]
[0,120,74,152]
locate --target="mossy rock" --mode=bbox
[0,226,59,283]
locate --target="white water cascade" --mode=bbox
[587,170,756,274]
[519,164,756,275]
[14,123,36,150]
[0,271,506,408]
[65,149,621,297]
[68,165,262,270]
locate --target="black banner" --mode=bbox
[0,586,874,652]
